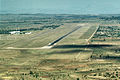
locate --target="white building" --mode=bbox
[9,31,21,34]
[25,32,32,34]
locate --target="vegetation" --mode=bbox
[91,25,120,44]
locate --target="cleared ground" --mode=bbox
[0,21,120,80]
[0,23,97,80]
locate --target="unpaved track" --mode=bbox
[5,46,52,50]
[87,25,99,42]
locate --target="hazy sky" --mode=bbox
[0,0,120,14]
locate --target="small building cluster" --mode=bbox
[9,31,21,34]
[9,31,31,35]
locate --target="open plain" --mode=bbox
[0,14,120,80]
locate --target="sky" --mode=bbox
[0,0,120,14]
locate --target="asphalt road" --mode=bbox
[48,26,81,46]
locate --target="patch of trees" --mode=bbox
[92,26,120,39]
[99,16,120,20]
